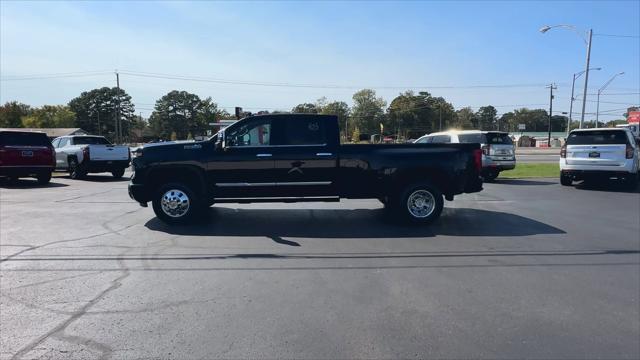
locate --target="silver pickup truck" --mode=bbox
[52,135,131,179]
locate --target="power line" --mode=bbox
[118,69,554,90]
[594,33,640,38]
[0,71,113,81]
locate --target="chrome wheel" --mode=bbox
[160,189,190,218]
[406,189,436,218]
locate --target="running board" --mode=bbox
[213,197,340,204]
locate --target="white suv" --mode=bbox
[415,130,516,181]
[560,128,639,188]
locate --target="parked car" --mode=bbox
[414,130,516,181]
[560,128,639,188]
[52,135,131,179]
[129,114,483,224]
[0,130,55,184]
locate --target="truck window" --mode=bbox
[282,117,326,145]
[430,135,451,143]
[72,136,111,145]
[567,130,629,145]
[226,119,271,147]
[0,132,50,146]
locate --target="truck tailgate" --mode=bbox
[88,145,130,161]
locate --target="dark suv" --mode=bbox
[0,130,56,184]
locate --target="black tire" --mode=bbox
[560,172,573,186]
[152,182,203,224]
[36,172,52,185]
[111,168,125,179]
[483,169,499,182]
[623,173,639,190]
[392,182,444,225]
[68,157,86,180]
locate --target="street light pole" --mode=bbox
[539,25,592,129]
[569,67,601,136]
[579,29,593,129]
[596,71,625,127]
[547,83,556,146]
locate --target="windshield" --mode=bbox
[73,136,111,145]
[567,130,629,145]
[484,133,513,145]
[0,132,50,146]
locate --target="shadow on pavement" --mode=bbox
[56,174,130,182]
[0,178,68,188]
[495,179,556,186]
[574,179,640,194]
[145,207,566,239]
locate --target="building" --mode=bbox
[0,128,87,140]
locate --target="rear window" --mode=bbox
[485,133,513,145]
[282,117,326,145]
[567,131,629,145]
[72,136,111,145]
[457,133,484,143]
[0,132,51,146]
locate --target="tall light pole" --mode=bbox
[540,24,593,129]
[596,72,625,127]
[569,67,601,136]
[547,83,556,146]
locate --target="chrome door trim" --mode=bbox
[316,152,333,156]
[277,181,332,186]
[256,153,272,157]
[216,182,277,187]
[215,181,331,187]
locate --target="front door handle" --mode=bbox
[256,153,272,157]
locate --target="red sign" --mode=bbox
[629,111,640,124]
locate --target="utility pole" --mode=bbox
[439,106,442,131]
[115,70,121,144]
[547,83,557,146]
[97,109,101,136]
[579,29,593,129]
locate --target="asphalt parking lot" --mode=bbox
[1,173,639,359]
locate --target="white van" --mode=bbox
[415,130,516,181]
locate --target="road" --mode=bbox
[1,174,639,359]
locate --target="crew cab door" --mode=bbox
[208,116,278,198]
[269,115,338,197]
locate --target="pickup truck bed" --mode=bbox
[129,114,483,224]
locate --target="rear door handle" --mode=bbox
[316,152,333,156]
[256,153,272,157]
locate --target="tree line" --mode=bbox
[1,86,626,143]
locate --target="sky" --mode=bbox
[1,0,639,121]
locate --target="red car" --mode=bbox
[0,130,56,184]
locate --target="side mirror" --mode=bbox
[215,131,225,151]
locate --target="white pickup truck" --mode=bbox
[52,135,131,179]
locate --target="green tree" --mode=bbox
[512,108,549,132]
[475,105,498,130]
[321,101,350,141]
[351,127,361,143]
[149,91,226,140]
[0,101,31,128]
[454,107,476,130]
[498,112,515,132]
[291,103,319,114]
[20,105,76,128]
[68,87,135,141]
[351,89,386,135]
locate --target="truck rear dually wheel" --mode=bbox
[394,182,444,224]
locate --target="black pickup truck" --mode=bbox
[129,114,483,224]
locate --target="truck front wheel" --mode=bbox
[394,182,444,224]
[152,182,203,224]
[111,168,125,179]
